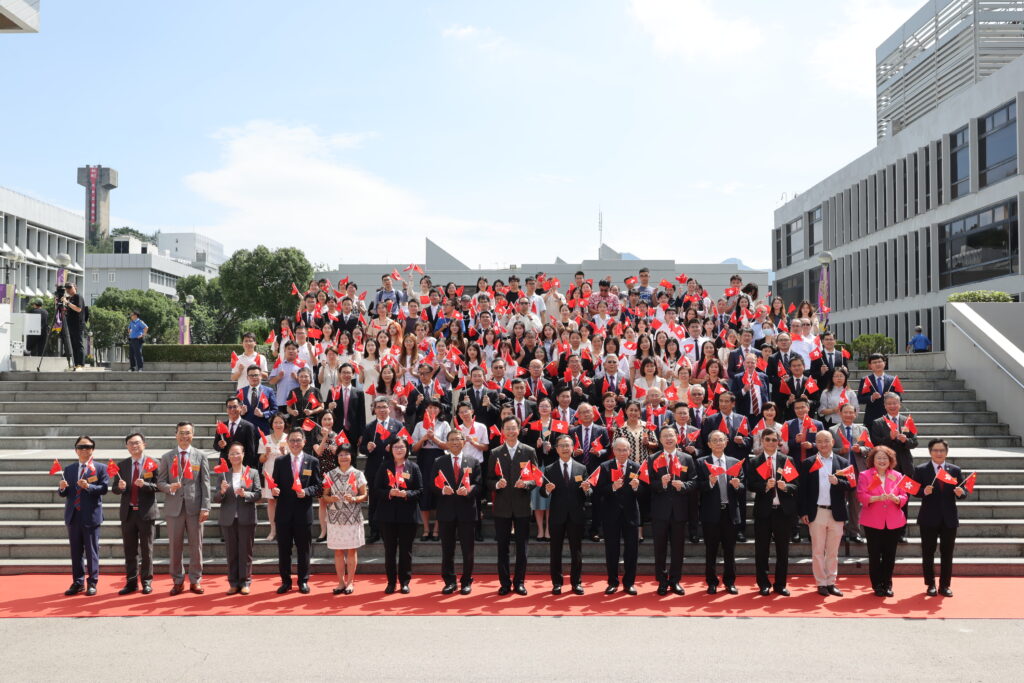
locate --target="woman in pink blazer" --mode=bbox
[857,446,908,597]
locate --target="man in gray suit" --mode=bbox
[830,403,869,544]
[157,422,210,595]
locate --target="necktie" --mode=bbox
[717,458,727,503]
[769,456,780,504]
[563,462,570,485]
[476,389,482,403]
[783,353,789,367]
[845,426,853,447]
[343,388,351,430]
[179,450,187,477]
[583,426,590,454]
[453,455,460,481]
[795,378,802,395]
[75,464,83,510]
[251,388,258,406]
[130,460,140,507]
[517,403,524,421]
[751,383,760,415]
[230,421,236,437]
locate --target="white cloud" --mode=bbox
[174,120,505,264]
[628,0,764,60]
[441,23,508,51]
[442,24,479,40]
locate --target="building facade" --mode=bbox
[156,231,225,269]
[83,236,215,304]
[0,0,39,33]
[774,3,1024,352]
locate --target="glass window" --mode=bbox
[786,217,804,265]
[108,271,116,282]
[939,199,1019,288]
[980,101,1017,188]
[776,273,803,309]
[808,207,823,256]
[949,126,969,200]
[936,140,943,204]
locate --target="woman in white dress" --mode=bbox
[318,346,342,398]
[258,413,288,540]
[817,366,860,429]
[321,444,367,595]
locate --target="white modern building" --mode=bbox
[0,0,39,33]
[156,231,225,269]
[83,236,215,304]
[773,0,1024,351]
[0,185,85,310]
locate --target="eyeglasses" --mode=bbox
[75,445,95,451]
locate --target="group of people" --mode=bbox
[57,268,972,599]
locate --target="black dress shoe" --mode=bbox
[873,588,886,597]
[86,584,97,596]
[657,584,669,596]
[672,583,685,596]
[605,585,618,595]
[497,586,511,596]
[572,585,584,595]
[141,583,152,595]
[590,533,601,542]
[442,583,458,595]
[475,531,485,542]
[421,533,430,542]
[333,587,345,595]
[707,585,718,595]
[926,586,938,597]
[736,532,747,543]
[367,533,381,544]
[826,585,843,597]
[759,587,771,596]
[939,587,953,597]
[884,588,894,598]
[118,584,138,596]
[790,532,801,543]
[726,585,738,595]
[551,586,562,595]
[689,534,700,543]
[899,535,908,543]
[773,587,790,597]
[298,583,310,594]
[460,584,472,595]
[384,584,396,594]
[624,586,637,596]
[277,584,292,594]
[852,534,865,544]
[400,584,410,594]
[514,584,528,596]
[817,586,829,596]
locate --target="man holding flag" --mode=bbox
[798,431,852,597]
[432,430,481,595]
[747,428,799,595]
[648,425,697,596]
[112,432,159,595]
[912,438,968,597]
[360,397,404,543]
[58,436,108,596]
[486,416,539,595]
[597,438,642,594]
[541,435,592,595]
[270,428,323,593]
[158,422,210,596]
[697,431,746,594]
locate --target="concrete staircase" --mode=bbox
[0,360,1021,577]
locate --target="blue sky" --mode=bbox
[0,0,924,269]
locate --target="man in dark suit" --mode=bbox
[729,352,770,419]
[765,333,795,394]
[465,367,500,428]
[524,359,554,401]
[648,425,698,595]
[298,294,323,330]
[360,398,404,543]
[58,436,108,596]
[112,433,159,595]
[486,416,539,595]
[327,362,364,448]
[775,356,821,421]
[597,438,641,594]
[541,435,592,594]
[912,438,968,597]
[868,393,919,477]
[554,354,593,409]
[239,365,278,436]
[507,379,538,437]
[697,430,746,593]
[798,430,852,597]
[335,297,360,335]
[831,403,871,543]
[857,353,902,427]
[726,329,758,377]
[747,428,799,595]
[809,332,846,390]
[433,430,481,595]
[591,354,631,407]
[217,397,259,469]
[406,363,453,426]
[569,403,609,540]
[699,392,753,542]
[271,428,322,593]
[781,398,822,466]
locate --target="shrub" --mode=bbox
[850,334,896,360]
[133,344,272,363]
[947,290,1014,303]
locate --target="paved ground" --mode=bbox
[1,615,1020,681]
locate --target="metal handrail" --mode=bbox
[944,317,1024,392]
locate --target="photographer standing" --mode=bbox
[63,283,86,369]
[127,311,148,372]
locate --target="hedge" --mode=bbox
[947,290,1014,303]
[129,344,273,363]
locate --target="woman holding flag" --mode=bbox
[212,442,261,595]
[373,437,423,593]
[285,366,323,430]
[321,444,367,595]
[856,446,908,597]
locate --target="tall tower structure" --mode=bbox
[76,165,118,242]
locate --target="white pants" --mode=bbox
[808,507,844,587]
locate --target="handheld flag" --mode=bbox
[587,467,601,486]
[301,418,317,431]
[143,459,158,473]
[780,460,799,482]
[376,423,392,440]
[904,415,918,435]
[962,471,977,494]
[434,470,450,490]
[935,467,958,486]
[322,474,333,490]
[638,459,650,484]
[106,459,120,478]
[348,471,359,494]
[726,460,744,477]
[49,458,62,476]
[756,458,774,480]
[836,465,856,487]
[292,476,303,493]
[809,456,823,472]
[213,458,229,473]
[230,351,239,368]
[897,474,921,495]
[182,461,194,480]
[216,421,229,435]
[706,461,726,477]
[265,472,277,491]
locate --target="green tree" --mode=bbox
[176,275,242,344]
[850,333,896,360]
[218,246,313,324]
[92,289,183,343]
[86,306,126,361]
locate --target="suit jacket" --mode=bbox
[553,375,593,409]
[464,385,500,427]
[298,310,323,330]
[858,373,901,426]
[648,450,698,522]
[59,461,109,526]
[327,383,365,445]
[212,470,262,526]
[239,383,278,435]
[830,423,871,472]
[524,376,554,401]
[590,375,631,406]
[747,452,799,518]
[113,455,160,522]
[359,417,404,468]
[729,372,770,418]
[373,460,423,524]
[271,451,322,525]
[569,422,610,470]
[698,412,752,460]
[431,453,481,522]
[782,417,823,462]
[595,459,641,526]
[798,453,852,522]
[541,459,590,525]
[335,313,360,335]
[405,381,453,426]
[696,454,746,525]
[869,414,918,475]
[157,446,210,517]
[810,348,846,390]
[727,347,758,376]
[775,375,822,420]
[216,419,259,470]
[856,469,908,530]
[913,461,964,528]
[508,399,539,428]
[486,443,538,518]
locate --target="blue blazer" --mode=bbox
[58,461,109,526]
[240,384,278,435]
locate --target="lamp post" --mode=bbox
[1,251,26,310]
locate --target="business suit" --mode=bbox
[831,422,872,539]
[554,376,592,409]
[782,416,823,463]
[272,451,322,588]
[810,348,846,390]
[405,381,453,426]
[569,421,609,535]
[113,455,159,589]
[486,442,538,590]
[464,385,500,427]
[213,469,262,589]
[857,373,901,426]
[748,451,799,591]
[359,417,403,537]
[913,460,966,590]
[335,313,360,335]
[374,460,423,587]
[328,383,365,447]
[590,374,631,406]
[541,459,590,588]
[216,419,259,470]
[157,446,210,587]
[697,454,746,589]
[775,375,822,421]
[433,453,480,589]
[799,453,852,588]
[869,414,918,476]
[596,459,641,589]
[729,372,770,418]
[508,399,539,432]
[239,383,278,436]
[525,375,554,401]
[58,461,109,589]
[648,450,697,589]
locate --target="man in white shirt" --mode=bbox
[799,430,850,597]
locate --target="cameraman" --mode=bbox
[63,283,85,369]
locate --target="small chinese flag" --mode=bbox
[182,462,194,480]
[891,377,904,393]
[584,467,600,486]
[264,472,277,490]
[756,458,774,479]
[809,456,823,472]
[348,471,359,493]
[243,466,253,488]
[653,453,667,471]
[230,351,239,368]
[49,458,62,475]
[904,415,918,435]
[962,471,977,493]
[610,465,623,482]
[216,421,229,435]
[779,423,790,442]
[841,348,851,360]
[171,458,180,479]
[290,283,300,296]
[106,459,120,478]
[301,418,316,431]
[265,330,277,345]
[434,470,448,490]
[494,458,504,478]
[858,431,874,448]
[787,303,796,314]
[706,461,726,477]
[213,458,229,473]
[322,474,333,490]
[726,460,744,477]
[292,476,303,492]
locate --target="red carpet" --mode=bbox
[1,575,1021,619]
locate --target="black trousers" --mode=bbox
[276,517,312,585]
[651,518,686,585]
[67,323,85,366]
[439,519,475,586]
[602,517,639,587]
[754,508,794,590]
[549,520,584,587]
[381,522,417,585]
[365,461,381,535]
[864,526,901,590]
[120,510,154,584]
[128,337,144,370]
[494,516,530,588]
[703,514,737,587]
[919,523,957,588]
